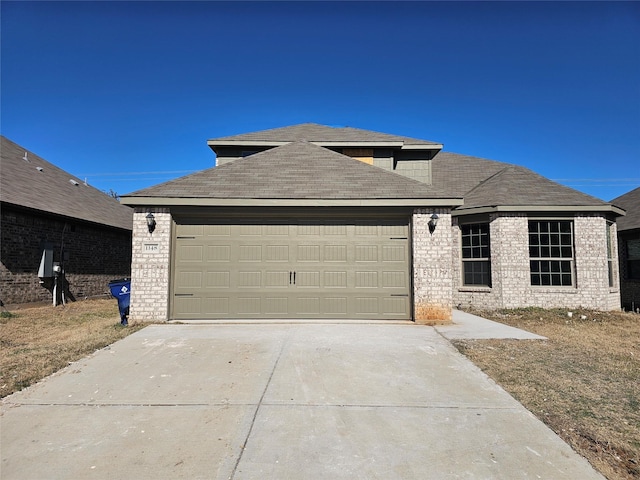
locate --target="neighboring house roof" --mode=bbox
[1,136,133,231]
[207,123,442,149]
[432,151,622,215]
[611,187,640,231]
[123,141,460,207]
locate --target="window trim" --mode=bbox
[460,222,492,287]
[528,218,575,287]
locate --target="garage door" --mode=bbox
[171,221,411,320]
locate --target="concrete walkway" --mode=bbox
[437,309,547,340]
[1,322,600,479]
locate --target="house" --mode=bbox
[120,123,623,323]
[611,187,640,311]
[0,136,133,305]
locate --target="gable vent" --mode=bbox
[69,179,80,186]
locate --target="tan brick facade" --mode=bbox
[128,209,620,322]
[412,209,453,323]
[129,208,171,321]
[453,213,620,311]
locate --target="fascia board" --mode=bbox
[120,196,464,208]
[400,144,443,150]
[207,140,286,147]
[452,205,626,217]
[207,140,443,149]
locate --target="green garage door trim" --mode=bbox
[171,220,411,320]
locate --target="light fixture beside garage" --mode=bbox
[428,214,439,234]
[146,212,156,234]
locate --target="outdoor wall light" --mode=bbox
[428,213,439,234]
[146,212,156,234]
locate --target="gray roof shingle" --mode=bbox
[1,136,133,230]
[208,123,441,147]
[432,151,612,210]
[612,187,640,231]
[126,141,452,199]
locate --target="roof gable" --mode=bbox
[612,187,640,231]
[207,123,441,149]
[1,136,133,230]
[125,141,453,200]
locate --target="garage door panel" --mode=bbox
[324,297,347,315]
[355,245,378,262]
[383,271,406,288]
[203,297,229,315]
[205,271,230,288]
[264,297,288,315]
[265,245,289,262]
[383,297,410,316]
[324,245,347,262]
[238,297,261,315]
[204,225,230,236]
[173,221,410,320]
[382,245,406,262]
[207,245,230,262]
[298,245,320,262]
[296,271,320,287]
[239,245,262,262]
[265,271,290,288]
[324,271,347,288]
[174,296,201,315]
[237,271,261,288]
[177,271,202,289]
[297,297,320,314]
[356,297,379,315]
[178,245,203,262]
[355,271,378,288]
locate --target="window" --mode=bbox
[461,223,491,286]
[627,238,640,280]
[607,222,615,287]
[528,220,574,286]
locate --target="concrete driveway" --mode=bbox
[1,322,602,479]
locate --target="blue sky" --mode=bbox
[2,1,639,202]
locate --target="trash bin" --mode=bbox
[109,278,130,326]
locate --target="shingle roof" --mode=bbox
[611,187,640,231]
[126,141,453,199]
[431,152,510,197]
[1,136,133,230]
[431,151,614,211]
[458,165,610,210]
[208,123,441,147]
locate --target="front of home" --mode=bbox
[120,124,623,323]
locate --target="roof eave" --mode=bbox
[452,204,626,217]
[120,196,464,208]
[207,140,442,149]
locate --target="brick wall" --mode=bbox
[0,206,131,304]
[453,213,620,311]
[412,208,453,323]
[129,208,171,321]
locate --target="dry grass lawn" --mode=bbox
[0,298,145,398]
[454,307,640,480]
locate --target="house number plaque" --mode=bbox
[144,243,159,252]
